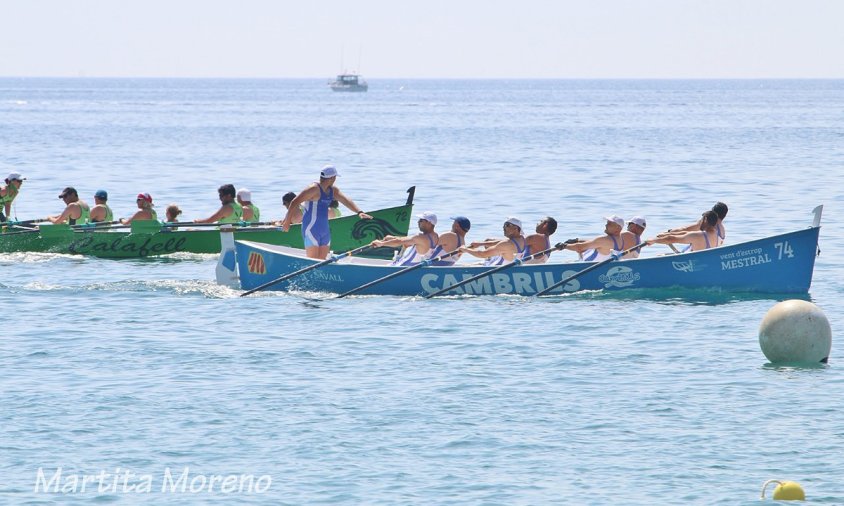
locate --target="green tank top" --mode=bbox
[70,202,90,225]
[92,204,113,223]
[219,201,243,224]
[246,204,260,222]
[0,184,19,205]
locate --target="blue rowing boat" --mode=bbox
[218,206,822,297]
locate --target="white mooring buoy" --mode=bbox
[759,300,831,364]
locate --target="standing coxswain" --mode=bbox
[0,172,25,222]
[280,165,372,259]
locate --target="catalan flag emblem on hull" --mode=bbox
[247,251,266,275]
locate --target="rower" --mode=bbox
[165,204,183,223]
[194,184,242,224]
[648,210,719,251]
[523,217,558,264]
[372,211,439,266]
[428,216,471,265]
[620,216,646,258]
[121,193,157,224]
[329,199,342,219]
[563,215,624,261]
[48,187,90,225]
[670,202,728,245]
[460,217,527,266]
[279,192,303,225]
[236,188,260,223]
[90,189,114,224]
[1,172,25,222]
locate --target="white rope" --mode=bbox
[760,479,782,499]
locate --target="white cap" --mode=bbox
[6,172,24,181]
[416,211,437,226]
[237,188,252,201]
[320,165,339,178]
[604,215,624,227]
[629,216,647,228]
[504,217,522,230]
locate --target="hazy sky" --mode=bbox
[2,0,842,78]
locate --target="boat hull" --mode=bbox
[0,204,413,259]
[231,226,821,296]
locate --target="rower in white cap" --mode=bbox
[1,172,25,221]
[459,217,527,266]
[371,211,439,266]
[236,188,260,223]
[563,215,625,261]
[620,216,647,258]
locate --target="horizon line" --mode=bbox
[2,75,843,80]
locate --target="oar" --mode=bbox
[534,242,648,297]
[336,250,462,299]
[240,244,374,297]
[424,241,572,299]
[6,217,49,226]
[160,221,278,229]
[72,220,122,229]
[1,227,42,236]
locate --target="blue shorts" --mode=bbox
[303,225,331,248]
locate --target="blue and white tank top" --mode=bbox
[429,234,464,266]
[484,237,527,266]
[624,233,644,259]
[301,184,333,233]
[392,233,438,266]
[582,235,620,262]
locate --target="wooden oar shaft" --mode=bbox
[535,242,646,297]
[240,244,373,297]
[1,227,41,236]
[425,244,563,299]
[336,249,461,299]
[71,220,122,229]
[4,218,49,226]
[161,221,276,229]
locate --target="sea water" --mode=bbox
[1,78,843,504]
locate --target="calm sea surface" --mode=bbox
[1,78,844,504]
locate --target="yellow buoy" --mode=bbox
[761,479,805,500]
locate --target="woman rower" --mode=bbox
[121,193,157,224]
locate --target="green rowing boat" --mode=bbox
[0,188,415,259]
